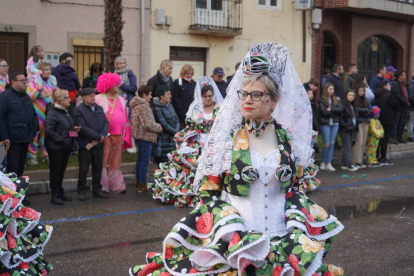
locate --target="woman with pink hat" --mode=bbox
[95,73,132,193]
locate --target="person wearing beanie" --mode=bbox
[95,73,132,193]
[367,106,384,168]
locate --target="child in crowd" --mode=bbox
[339,89,359,172]
[26,45,45,80]
[367,106,384,168]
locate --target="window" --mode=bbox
[258,0,281,10]
[196,0,223,10]
[194,0,228,27]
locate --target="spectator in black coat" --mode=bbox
[74,88,109,201]
[226,62,241,84]
[147,60,174,98]
[407,73,414,142]
[352,84,372,168]
[374,80,400,164]
[172,64,196,127]
[153,86,180,164]
[391,70,410,143]
[212,67,227,98]
[0,72,38,177]
[45,88,80,205]
[327,64,345,99]
[82,62,103,90]
[339,90,359,172]
[52,53,81,115]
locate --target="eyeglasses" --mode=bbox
[237,90,267,101]
[0,65,9,68]
[62,96,70,99]
[16,79,27,83]
[203,95,213,98]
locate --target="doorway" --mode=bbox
[322,31,337,75]
[358,35,397,79]
[0,32,28,75]
[170,46,207,80]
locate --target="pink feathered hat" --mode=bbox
[96,72,121,93]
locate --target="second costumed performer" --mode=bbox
[148,76,224,208]
[129,43,344,276]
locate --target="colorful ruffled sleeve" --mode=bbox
[26,76,42,101]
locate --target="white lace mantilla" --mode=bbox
[194,43,314,191]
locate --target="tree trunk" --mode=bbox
[104,0,124,72]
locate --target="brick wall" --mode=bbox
[313,0,349,8]
[311,10,410,78]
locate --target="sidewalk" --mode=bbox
[25,142,414,195]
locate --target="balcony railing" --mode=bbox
[189,0,242,37]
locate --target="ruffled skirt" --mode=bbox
[0,173,53,275]
[129,190,344,276]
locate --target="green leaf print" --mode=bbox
[291,245,303,255]
[236,184,250,197]
[325,221,339,231]
[247,234,263,243]
[212,207,222,216]
[239,151,251,165]
[301,252,313,265]
[153,271,161,276]
[230,163,238,175]
[232,150,241,162]
[198,205,208,214]
[13,271,21,276]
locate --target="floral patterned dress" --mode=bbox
[148,106,219,208]
[129,124,344,276]
[0,173,53,275]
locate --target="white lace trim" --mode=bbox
[285,209,339,228]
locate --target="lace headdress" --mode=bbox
[194,43,313,189]
[185,76,224,120]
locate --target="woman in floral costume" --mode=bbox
[129,43,344,276]
[0,171,53,275]
[148,76,224,208]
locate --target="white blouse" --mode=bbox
[199,111,213,145]
[222,149,287,237]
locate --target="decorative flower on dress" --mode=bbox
[241,166,259,184]
[309,205,329,221]
[328,264,345,276]
[242,53,270,76]
[275,164,292,183]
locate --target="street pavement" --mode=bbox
[31,157,414,275]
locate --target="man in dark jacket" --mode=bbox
[52,53,81,115]
[342,63,358,94]
[0,72,38,177]
[74,88,109,200]
[407,74,414,142]
[369,64,386,92]
[391,71,409,143]
[171,65,196,126]
[327,64,345,99]
[147,60,174,98]
[212,67,227,99]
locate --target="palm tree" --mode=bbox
[103,0,124,72]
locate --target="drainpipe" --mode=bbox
[316,0,325,100]
[140,0,146,85]
[408,20,413,78]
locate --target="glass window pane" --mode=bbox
[212,0,223,10]
[270,0,277,6]
[258,0,266,5]
[196,0,207,9]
